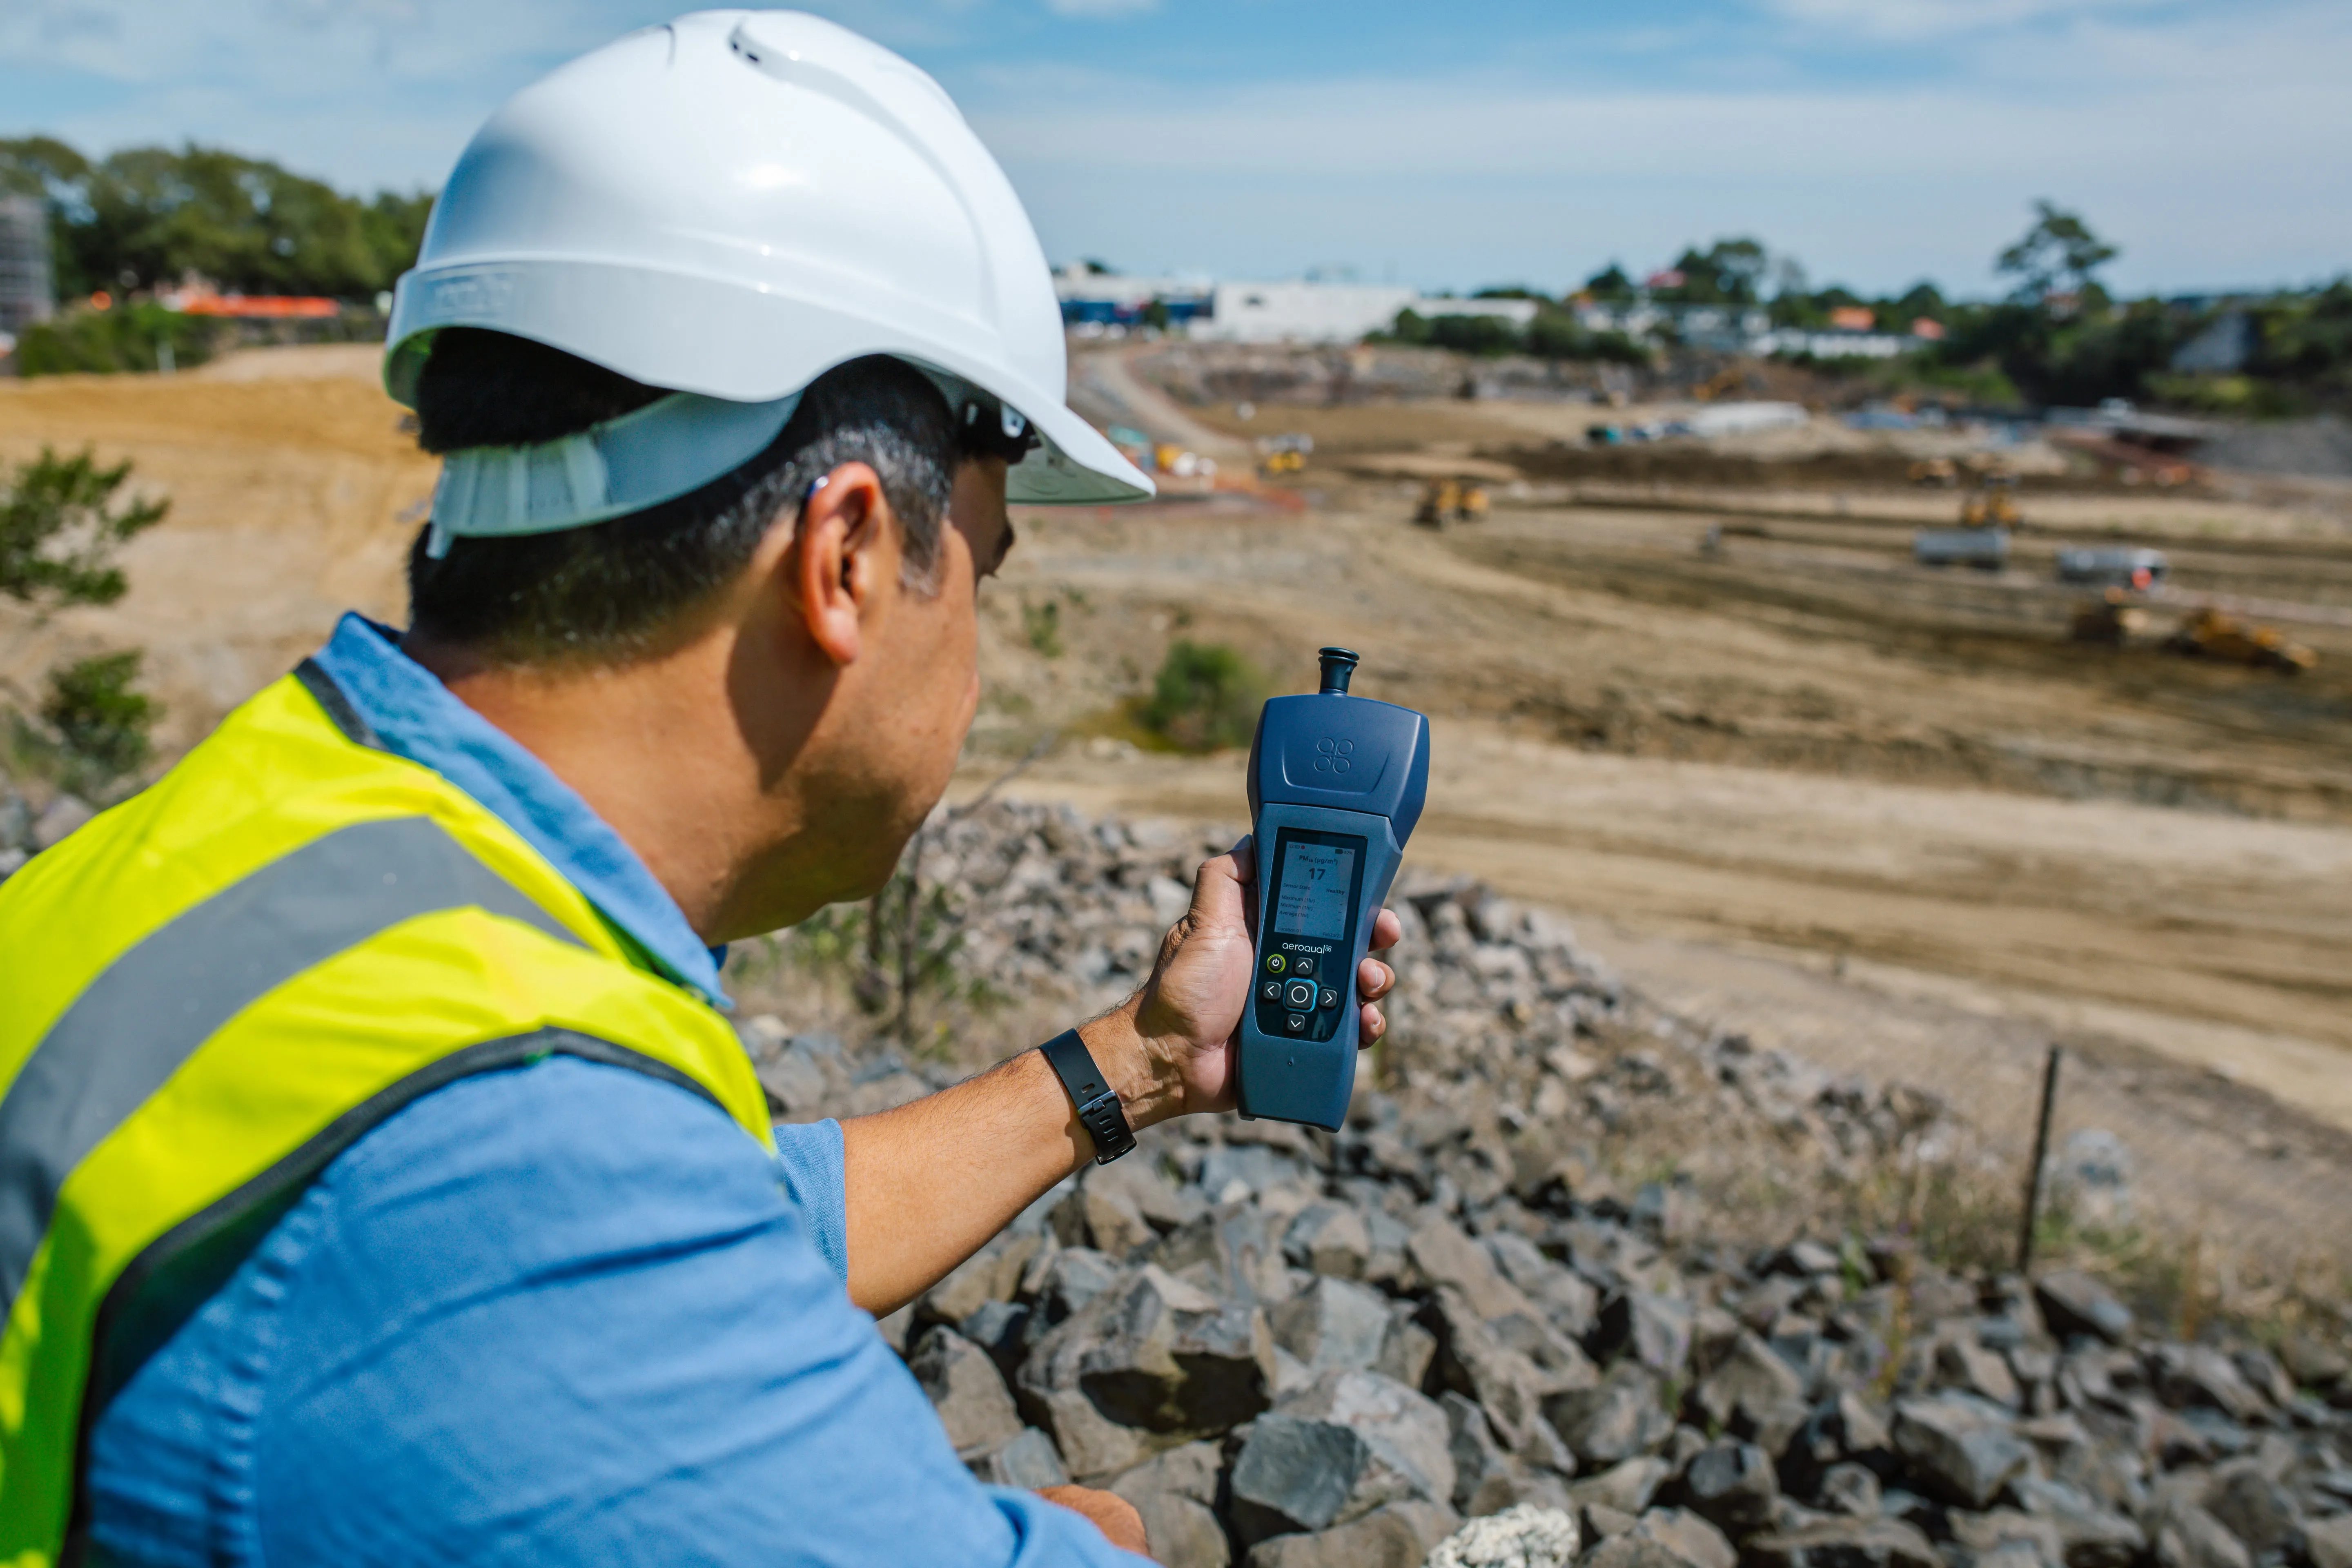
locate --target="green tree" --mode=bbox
[0,136,432,302]
[1583,263,1635,301]
[1997,201,2118,306]
[1,447,169,608]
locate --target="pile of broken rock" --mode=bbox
[737,802,2352,1568]
[783,1057,2352,1568]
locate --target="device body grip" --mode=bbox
[1236,802,1404,1128]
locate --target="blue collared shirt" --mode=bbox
[84,619,1143,1568]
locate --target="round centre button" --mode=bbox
[1284,980,1315,1009]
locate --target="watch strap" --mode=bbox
[1040,1029,1136,1165]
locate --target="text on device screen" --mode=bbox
[1275,841,1357,939]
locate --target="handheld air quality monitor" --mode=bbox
[1237,648,1430,1130]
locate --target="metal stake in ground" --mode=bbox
[2018,1045,2064,1274]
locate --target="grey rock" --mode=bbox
[1432,1286,1568,1454]
[2228,1348,2294,1410]
[1089,1157,1210,1236]
[1891,1395,2032,1508]
[1782,1392,1896,1501]
[1054,1183,1158,1260]
[2281,1336,2350,1394]
[964,1425,1070,1490]
[1486,1231,1602,1339]
[1019,1245,1123,1334]
[1409,1216,1541,1323]
[1743,1517,1942,1568]
[1270,1276,1392,1376]
[1950,1509,2067,1568]
[1545,1369,1675,1467]
[2203,1460,2298,1556]
[1588,1290,1693,1376]
[1243,1499,1461,1568]
[30,795,91,852]
[1584,1507,1737,1568]
[924,1230,1044,1326]
[755,1044,830,1117]
[1818,1463,1882,1517]
[1939,1339,2023,1410]
[960,1298,1033,1381]
[2034,1274,2133,1347]
[2151,1346,2269,1423]
[1284,1203,1372,1280]
[1463,1468,1577,1521]
[1111,1441,1230,1568]
[1374,1310,1437,1390]
[2154,1504,2252,1568]
[0,792,29,852]
[0,846,27,880]
[1156,1203,1290,1305]
[2005,1475,2146,1568]
[1767,1241,1845,1278]
[1570,1456,1674,1517]
[1586,1503,1641,1541]
[1199,1144,1309,1201]
[1018,1265,1275,1440]
[1444,1392,1510,1512]
[1664,1439,1778,1539]
[910,1327,1025,1455]
[2304,1515,2352,1568]
[1687,1331,1806,1432]
[1229,1370,1457,1544]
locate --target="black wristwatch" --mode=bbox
[1040,1029,1136,1165]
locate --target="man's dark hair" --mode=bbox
[406,329,958,665]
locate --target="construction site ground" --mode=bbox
[5,343,2350,1274]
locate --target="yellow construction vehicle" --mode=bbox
[1414,479,1489,530]
[1960,473,2022,528]
[2163,608,2317,673]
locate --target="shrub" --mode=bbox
[1,445,169,607]
[38,650,156,792]
[15,303,218,377]
[1142,641,1266,753]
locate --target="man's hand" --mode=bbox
[1083,836,1403,1125]
[1038,1485,1149,1557]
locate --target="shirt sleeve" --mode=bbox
[88,1056,1147,1568]
[772,1116,849,1283]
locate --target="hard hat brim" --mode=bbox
[385,258,1155,506]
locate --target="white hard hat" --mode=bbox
[384,8,1153,525]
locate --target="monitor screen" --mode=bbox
[1274,840,1357,940]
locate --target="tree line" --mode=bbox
[0,137,431,302]
[1398,205,2352,414]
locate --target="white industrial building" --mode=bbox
[1192,283,1535,345]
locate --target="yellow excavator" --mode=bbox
[1414,479,1490,530]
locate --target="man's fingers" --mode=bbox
[1358,956,1394,1002]
[1359,1002,1385,1046]
[1182,835,1254,936]
[1368,906,1402,953]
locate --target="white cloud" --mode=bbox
[1763,0,2170,42]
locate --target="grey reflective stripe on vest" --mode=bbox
[0,815,585,1318]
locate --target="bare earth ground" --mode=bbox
[5,344,2350,1273]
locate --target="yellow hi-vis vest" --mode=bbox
[0,662,775,1567]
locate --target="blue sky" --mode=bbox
[4,0,2348,298]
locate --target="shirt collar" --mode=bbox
[309,612,731,1008]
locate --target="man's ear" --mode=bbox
[787,461,894,667]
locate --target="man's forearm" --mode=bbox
[836,1005,1176,1318]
